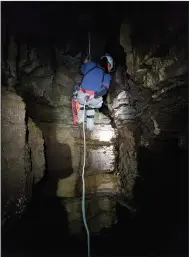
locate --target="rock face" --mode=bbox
[119,6,188,147]
[1,4,187,256]
[4,5,187,235]
[28,118,45,184]
[1,88,45,228]
[39,111,119,235]
[2,88,28,227]
[107,66,138,199]
[2,36,124,235]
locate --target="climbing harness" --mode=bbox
[72,98,80,125]
[82,97,91,257]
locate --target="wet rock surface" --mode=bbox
[120,5,188,146]
[1,2,188,256]
[28,118,45,184]
[2,37,121,235]
[2,88,45,230]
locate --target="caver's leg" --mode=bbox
[76,91,89,124]
[86,108,95,131]
[88,96,103,109]
[85,97,103,131]
[77,90,88,105]
[76,105,86,124]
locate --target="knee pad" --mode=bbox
[86,117,94,131]
[86,106,93,110]
[80,106,90,110]
[87,115,95,119]
[77,110,85,124]
[86,109,95,119]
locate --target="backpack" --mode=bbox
[79,64,105,90]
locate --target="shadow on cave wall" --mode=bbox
[2,2,188,255]
[110,134,188,255]
[35,130,74,196]
[2,11,127,253]
[131,134,188,255]
[2,94,78,255]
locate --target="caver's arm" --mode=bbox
[81,58,91,74]
[94,86,108,98]
[94,74,111,98]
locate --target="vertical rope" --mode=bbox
[88,32,91,60]
[82,98,90,257]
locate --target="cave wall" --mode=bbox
[114,5,188,250]
[3,1,187,238]
[103,1,188,201]
[105,62,139,200]
[2,88,29,227]
[28,118,45,184]
[1,1,142,235]
[1,88,45,229]
[120,2,188,147]
[2,30,122,235]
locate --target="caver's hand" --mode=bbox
[84,58,90,63]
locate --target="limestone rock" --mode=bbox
[76,145,116,175]
[110,90,136,125]
[2,89,26,124]
[118,126,138,198]
[120,23,133,73]
[21,50,41,75]
[56,172,78,198]
[120,23,132,53]
[88,211,117,233]
[64,200,82,235]
[7,36,18,87]
[1,89,31,226]
[55,66,75,89]
[28,118,45,184]
[61,197,117,235]
[98,198,116,212]
[78,173,119,195]
[21,74,53,99]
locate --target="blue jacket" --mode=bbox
[80,61,111,97]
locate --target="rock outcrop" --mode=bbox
[2,2,187,238]
[2,36,123,235]
[2,88,45,229]
[120,6,188,147]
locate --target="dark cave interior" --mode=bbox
[1,2,188,257]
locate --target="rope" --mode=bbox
[82,98,91,257]
[88,32,91,60]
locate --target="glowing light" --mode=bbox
[99,130,114,142]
